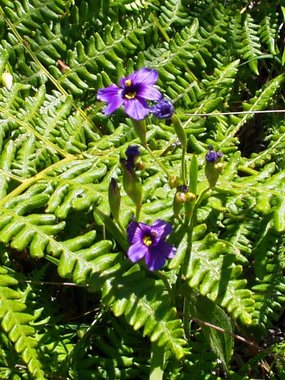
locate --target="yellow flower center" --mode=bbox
[125,92,136,99]
[124,79,136,99]
[143,235,153,247]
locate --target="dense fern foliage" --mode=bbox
[0,0,284,378]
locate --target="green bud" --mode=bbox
[205,162,224,188]
[205,148,223,188]
[168,175,181,189]
[173,189,187,217]
[172,115,187,150]
[108,178,121,221]
[185,192,196,217]
[121,159,143,207]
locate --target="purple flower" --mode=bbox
[205,145,223,163]
[127,219,176,271]
[151,99,174,119]
[97,68,162,120]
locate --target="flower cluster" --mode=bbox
[97,68,174,120]
[127,219,176,271]
[205,145,223,163]
[205,145,223,188]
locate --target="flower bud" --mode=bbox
[108,178,121,221]
[185,191,196,217]
[172,115,187,150]
[151,99,174,119]
[173,185,188,217]
[205,146,223,188]
[168,175,181,189]
[125,145,140,170]
[121,159,143,207]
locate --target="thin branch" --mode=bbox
[185,109,285,117]
[23,280,78,287]
[192,317,285,363]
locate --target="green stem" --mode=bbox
[181,187,210,277]
[0,156,75,207]
[150,13,170,42]
[156,271,174,303]
[149,341,165,380]
[181,147,186,184]
[131,118,171,178]
[144,144,170,178]
[183,297,190,341]
[135,205,141,221]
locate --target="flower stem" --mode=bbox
[183,297,190,340]
[156,271,174,303]
[181,146,186,184]
[144,144,170,178]
[181,187,210,277]
[135,205,141,221]
[131,118,171,178]
[150,341,165,380]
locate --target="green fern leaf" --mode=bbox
[238,13,262,75]
[0,266,46,379]
[185,233,253,324]
[259,12,279,55]
[220,73,285,149]
[102,265,186,360]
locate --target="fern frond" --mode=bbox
[66,314,150,379]
[0,266,46,379]
[259,12,279,55]
[251,232,285,335]
[102,265,186,360]
[237,13,262,75]
[201,59,240,101]
[158,0,190,31]
[220,73,285,149]
[184,233,253,324]
[0,0,66,34]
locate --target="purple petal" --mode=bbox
[144,248,166,271]
[121,68,159,87]
[151,99,174,119]
[124,98,150,120]
[97,85,124,115]
[158,241,177,258]
[103,98,124,115]
[97,85,121,102]
[137,85,162,101]
[127,221,150,244]
[127,241,148,263]
[150,219,172,241]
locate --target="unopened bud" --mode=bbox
[185,191,196,217]
[173,185,188,217]
[168,175,181,189]
[186,192,196,202]
[172,115,187,150]
[151,99,174,119]
[121,159,143,207]
[108,178,121,221]
[205,146,223,188]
